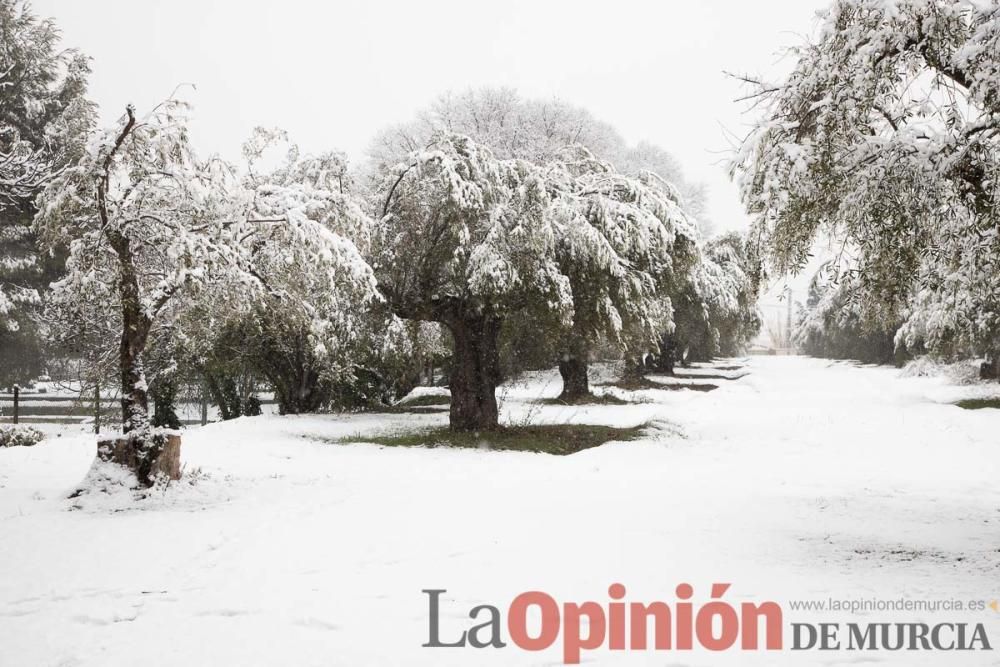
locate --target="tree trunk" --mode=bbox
[93,106,180,488]
[119,306,151,434]
[203,370,241,420]
[444,312,501,431]
[111,290,173,486]
[200,383,208,426]
[273,365,326,414]
[623,354,646,381]
[98,432,181,485]
[94,382,101,435]
[151,379,181,430]
[654,333,677,375]
[558,353,590,401]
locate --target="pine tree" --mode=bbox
[0,0,93,387]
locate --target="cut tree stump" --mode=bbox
[97,433,182,485]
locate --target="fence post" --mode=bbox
[12,385,18,424]
[200,383,208,426]
[93,382,101,435]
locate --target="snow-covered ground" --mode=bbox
[1,356,998,666]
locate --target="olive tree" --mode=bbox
[546,148,697,397]
[374,133,571,430]
[732,0,1000,366]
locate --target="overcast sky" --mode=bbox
[35,0,827,236]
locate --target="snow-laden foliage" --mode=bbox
[169,128,387,415]
[652,232,762,368]
[794,264,902,364]
[369,87,711,230]
[732,0,1000,359]
[375,133,572,428]
[0,423,43,447]
[0,127,47,214]
[0,0,94,330]
[897,206,1000,360]
[36,104,381,433]
[375,133,571,323]
[241,128,379,378]
[701,232,763,356]
[36,100,251,432]
[544,146,698,382]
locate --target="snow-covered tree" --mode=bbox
[731,0,1000,364]
[369,87,711,232]
[794,263,902,364]
[234,128,380,413]
[0,0,93,337]
[650,232,762,370]
[36,100,251,447]
[896,205,1000,371]
[0,129,47,214]
[545,147,698,397]
[165,128,433,418]
[654,262,714,372]
[37,103,378,484]
[371,90,710,396]
[701,232,763,357]
[374,133,571,430]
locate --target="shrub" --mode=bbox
[0,424,44,447]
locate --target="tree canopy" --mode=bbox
[733,0,1000,360]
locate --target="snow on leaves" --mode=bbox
[375,133,571,323]
[733,0,1000,358]
[545,146,697,351]
[35,101,381,430]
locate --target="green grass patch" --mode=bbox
[538,393,632,406]
[365,394,451,414]
[955,398,1000,410]
[334,422,648,455]
[600,377,718,392]
[397,394,451,407]
[670,372,748,381]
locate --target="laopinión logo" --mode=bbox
[422,584,995,664]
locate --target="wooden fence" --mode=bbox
[0,388,276,431]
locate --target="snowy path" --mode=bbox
[1,356,998,665]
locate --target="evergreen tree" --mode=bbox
[0,0,93,385]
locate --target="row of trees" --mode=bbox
[792,263,903,365]
[733,0,999,373]
[1,3,762,483]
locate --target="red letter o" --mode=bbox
[508,592,560,650]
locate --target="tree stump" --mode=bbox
[97,432,181,486]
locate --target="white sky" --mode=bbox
[35,0,827,235]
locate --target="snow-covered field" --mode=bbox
[1,356,998,666]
